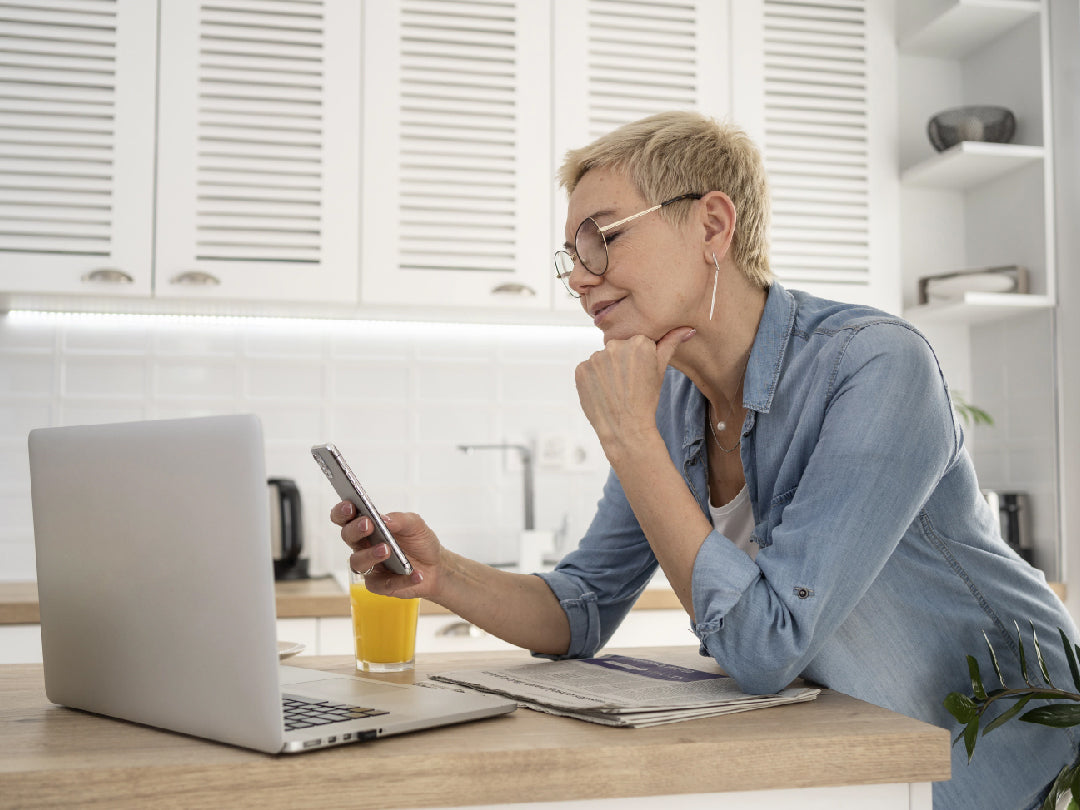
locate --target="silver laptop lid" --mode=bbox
[29,414,285,753]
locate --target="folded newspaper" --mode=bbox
[427,654,820,727]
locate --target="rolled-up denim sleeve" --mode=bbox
[690,530,761,639]
[530,571,601,659]
[528,468,662,660]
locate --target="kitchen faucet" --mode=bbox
[456,443,534,531]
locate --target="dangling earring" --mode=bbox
[709,253,720,321]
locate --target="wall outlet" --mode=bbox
[537,433,571,469]
[567,437,604,472]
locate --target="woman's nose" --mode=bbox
[568,261,602,297]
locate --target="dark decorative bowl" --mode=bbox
[927,106,1016,152]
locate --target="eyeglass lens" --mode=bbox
[575,217,607,276]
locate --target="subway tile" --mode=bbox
[0,320,57,352]
[0,539,36,580]
[0,490,33,532]
[330,361,410,401]
[154,360,239,399]
[62,357,146,398]
[415,361,497,403]
[417,402,497,443]
[329,328,412,361]
[150,403,240,421]
[0,401,53,439]
[154,328,241,356]
[419,441,501,486]
[242,330,326,359]
[58,403,147,426]
[264,445,316,483]
[252,404,324,441]
[329,402,411,440]
[500,362,575,404]
[0,443,31,487]
[245,359,324,400]
[62,324,151,354]
[0,356,55,396]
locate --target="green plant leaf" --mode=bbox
[1020,704,1080,728]
[1032,622,1054,687]
[944,692,978,724]
[1017,621,1033,686]
[985,632,1006,688]
[968,655,988,700]
[1063,629,1080,693]
[983,694,1032,736]
[963,717,979,760]
[1041,757,1080,810]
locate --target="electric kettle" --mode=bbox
[268,478,309,580]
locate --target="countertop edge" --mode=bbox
[0,579,689,624]
[0,580,1068,625]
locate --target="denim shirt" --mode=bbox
[536,283,1078,810]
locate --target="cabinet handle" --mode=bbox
[491,282,536,297]
[81,268,134,285]
[170,270,221,286]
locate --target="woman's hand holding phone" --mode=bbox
[331,505,439,597]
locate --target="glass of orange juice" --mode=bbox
[348,569,419,672]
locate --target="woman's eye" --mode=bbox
[604,229,622,244]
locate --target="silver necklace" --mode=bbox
[708,400,741,454]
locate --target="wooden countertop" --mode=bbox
[0,646,950,809]
[0,578,685,625]
[1,578,1065,625]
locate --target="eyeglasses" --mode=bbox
[553,193,702,297]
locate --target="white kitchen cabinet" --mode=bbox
[154,0,361,304]
[276,617,319,657]
[0,0,157,297]
[361,0,745,314]
[0,624,42,664]
[1,0,361,306]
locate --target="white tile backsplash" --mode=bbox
[970,311,1059,578]
[0,312,606,582]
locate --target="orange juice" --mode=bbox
[349,579,419,672]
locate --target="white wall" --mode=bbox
[0,312,607,581]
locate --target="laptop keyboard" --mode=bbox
[282,693,388,731]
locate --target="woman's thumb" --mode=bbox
[656,327,696,368]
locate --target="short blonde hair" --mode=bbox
[558,111,772,287]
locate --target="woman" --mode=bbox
[334,111,1077,809]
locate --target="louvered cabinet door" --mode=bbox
[550,0,732,313]
[0,0,156,295]
[360,0,553,310]
[154,0,360,304]
[753,0,899,311]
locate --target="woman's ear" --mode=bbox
[700,190,737,263]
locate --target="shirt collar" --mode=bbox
[743,281,796,414]
[680,282,796,451]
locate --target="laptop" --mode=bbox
[28,414,515,754]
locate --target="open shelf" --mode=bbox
[904,291,1053,325]
[900,141,1044,190]
[899,0,1041,57]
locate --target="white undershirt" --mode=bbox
[708,485,758,560]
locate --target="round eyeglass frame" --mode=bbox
[554,193,702,297]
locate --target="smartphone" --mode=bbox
[311,443,413,576]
